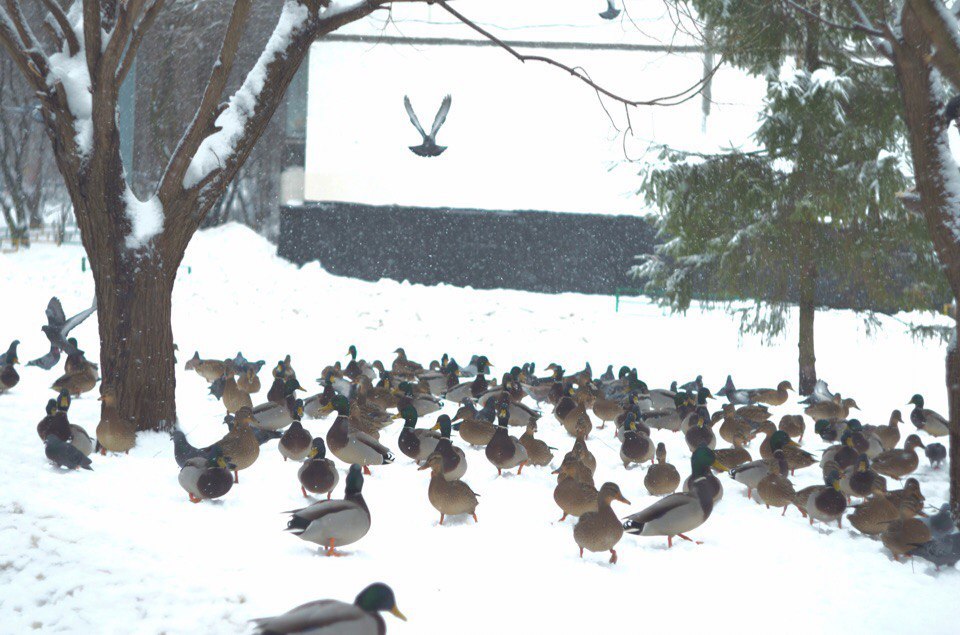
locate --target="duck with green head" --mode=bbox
[907,394,950,437]
[344,344,375,382]
[178,447,235,503]
[683,446,728,503]
[395,404,441,463]
[325,395,394,474]
[0,340,19,393]
[484,404,527,475]
[298,437,339,499]
[769,429,816,474]
[624,448,726,548]
[252,380,305,431]
[286,463,371,556]
[840,454,883,500]
[278,409,312,461]
[433,414,468,480]
[799,470,847,527]
[252,582,406,633]
[620,418,654,468]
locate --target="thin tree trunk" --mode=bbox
[949,326,960,527]
[798,269,817,395]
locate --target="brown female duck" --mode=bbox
[574,482,630,564]
[419,452,480,525]
[644,442,681,496]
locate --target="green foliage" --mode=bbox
[634,0,948,329]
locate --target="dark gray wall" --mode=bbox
[279,202,656,295]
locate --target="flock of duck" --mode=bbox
[4,332,959,633]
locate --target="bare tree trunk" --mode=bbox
[798,259,817,395]
[948,327,960,526]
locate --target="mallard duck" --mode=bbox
[95,388,136,455]
[849,494,900,535]
[684,413,716,452]
[480,390,540,427]
[591,394,626,430]
[844,421,884,458]
[926,442,947,468]
[325,396,394,474]
[682,446,728,503]
[553,457,598,521]
[452,400,496,446]
[179,450,234,503]
[805,396,858,421]
[729,454,777,500]
[419,452,480,525]
[0,340,20,393]
[38,398,71,443]
[252,389,304,431]
[419,360,459,396]
[623,475,717,548]
[207,406,260,482]
[614,407,652,441]
[644,442,681,496]
[519,421,554,467]
[755,422,778,459]
[821,433,859,473]
[865,410,903,451]
[237,366,261,394]
[54,389,93,456]
[432,415,467,480]
[757,450,797,515]
[871,434,925,480]
[396,404,440,463]
[717,404,756,445]
[840,454,882,500]
[444,373,491,403]
[620,420,654,468]
[567,418,597,475]
[907,394,950,437]
[184,351,232,382]
[391,347,424,378]
[344,345,376,381]
[51,364,98,397]
[778,414,805,442]
[485,405,528,475]
[748,381,793,406]
[554,392,592,437]
[298,438,339,499]
[769,430,816,474]
[302,382,336,420]
[394,382,443,417]
[734,404,771,424]
[279,419,313,462]
[574,482,630,564]
[44,434,92,470]
[800,470,847,527]
[285,464,371,556]
[252,582,405,633]
[882,505,932,561]
[714,430,753,469]
[216,373,252,414]
[883,478,926,519]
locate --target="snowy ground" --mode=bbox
[1,224,957,634]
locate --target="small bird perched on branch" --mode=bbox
[599,0,621,20]
[403,94,451,157]
[27,296,97,370]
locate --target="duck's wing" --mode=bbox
[924,408,950,429]
[429,94,452,138]
[251,599,371,633]
[404,95,427,138]
[623,493,691,526]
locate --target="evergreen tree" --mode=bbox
[633,0,946,394]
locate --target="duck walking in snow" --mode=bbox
[907,394,950,437]
[178,449,234,503]
[419,452,480,525]
[285,464,371,556]
[574,482,630,564]
[298,438,339,499]
[403,94,451,157]
[252,582,406,634]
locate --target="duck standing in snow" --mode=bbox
[0,340,19,394]
[623,476,718,548]
[419,452,480,525]
[644,442,680,496]
[907,394,950,437]
[574,482,630,564]
[324,395,394,474]
[178,449,234,503]
[871,434,925,480]
[95,388,136,455]
[252,582,405,633]
[285,464,371,556]
[279,417,312,462]
[485,405,528,475]
[298,438,339,499]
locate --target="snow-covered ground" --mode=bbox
[1,224,957,634]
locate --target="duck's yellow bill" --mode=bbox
[712,460,729,472]
[391,606,407,621]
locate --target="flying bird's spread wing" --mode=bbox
[403,96,427,138]
[45,297,66,328]
[429,94,452,138]
[27,347,61,370]
[61,297,97,337]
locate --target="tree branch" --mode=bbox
[116,0,163,86]
[83,0,102,80]
[432,0,718,107]
[909,0,960,91]
[0,9,46,91]
[39,0,80,56]
[157,0,252,203]
[102,0,149,76]
[5,0,49,74]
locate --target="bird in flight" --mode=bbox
[404,94,452,158]
[27,296,97,370]
[599,0,621,20]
